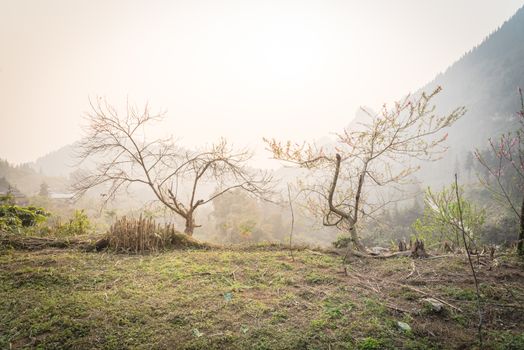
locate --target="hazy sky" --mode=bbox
[1,0,523,167]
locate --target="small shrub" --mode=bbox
[333,234,352,248]
[310,318,327,330]
[358,337,383,350]
[325,306,343,319]
[54,210,91,236]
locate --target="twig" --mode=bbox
[344,263,463,313]
[231,267,239,281]
[287,183,295,262]
[501,282,517,300]
[455,173,483,347]
[389,281,463,313]
[337,248,412,259]
[426,254,455,260]
[405,261,416,279]
[384,303,410,313]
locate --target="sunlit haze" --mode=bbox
[1,0,523,167]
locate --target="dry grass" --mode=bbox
[108,216,205,253]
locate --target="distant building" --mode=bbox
[49,191,75,203]
[0,177,29,205]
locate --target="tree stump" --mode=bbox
[489,245,496,260]
[411,239,428,258]
[443,240,454,253]
[398,239,407,252]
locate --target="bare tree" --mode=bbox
[265,87,465,251]
[475,88,524,255]
[73,97,273,235]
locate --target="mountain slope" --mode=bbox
[32,144,78,177]
[424,5,524,142]
[407,6,524,185]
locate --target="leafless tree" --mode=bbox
[265,87,465,252]
[73,97,273,235]
[475,88,524,255]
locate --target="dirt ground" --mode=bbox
[0,243,523,349]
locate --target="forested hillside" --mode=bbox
[417,6,524,185]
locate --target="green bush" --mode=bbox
[413,184,485,248]
[54,210,91,236]
[0,204,49,232]
[0,204,92,237]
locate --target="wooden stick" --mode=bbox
[389,281,463,312]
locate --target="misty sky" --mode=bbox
[1,0,523,167]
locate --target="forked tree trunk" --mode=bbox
[184,214,195,236]
[328,154,367,252]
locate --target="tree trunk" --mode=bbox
[349,225,366,252]
[184,214,195,236]
[518,195,524,256]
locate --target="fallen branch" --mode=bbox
[344,264,463,313]
[389,281,463,313]
[426,254,455,260]
[384,303,410,313]
[336,248,417,259]
[0,233,98,251]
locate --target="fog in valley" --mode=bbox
[2,1,524,248]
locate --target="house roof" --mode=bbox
[0,177,27,198]
[49,192,74,200]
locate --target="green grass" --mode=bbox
[0,246,523,349]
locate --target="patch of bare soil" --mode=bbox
[340,253,524,348]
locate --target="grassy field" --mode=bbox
[1,244,523,349]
